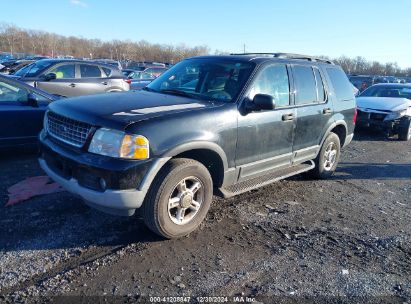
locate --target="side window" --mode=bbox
[141,72,154,80]
[48,64,75,79]
[80,64,102,78]
[314,68,326,102]
[101,67,111,77]
[0,81,29,103]
[249,64,290,107]
[326,68,355,101]
[293,65,317,105]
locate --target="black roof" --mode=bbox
[187,53,335,65]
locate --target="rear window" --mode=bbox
[327,68,354,101]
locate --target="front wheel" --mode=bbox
[398,118,411,141]
[142,158,213,239]
[311,132,341,179]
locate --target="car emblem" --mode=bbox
[59,125,68,133]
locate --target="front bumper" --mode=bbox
[39,158,144,216]
[39,131,170,216]
[356,111,406,134]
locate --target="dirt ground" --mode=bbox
[0,130,410,303]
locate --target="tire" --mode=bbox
[398,118,411,141]
[311,132,341,179]
[142,158,213,239]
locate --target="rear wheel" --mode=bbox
[311,132,341,179]
[142,158,213,239]
[398,118,411,141]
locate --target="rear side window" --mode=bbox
[327,68,354,101]
[102,67,112,77]
[293,66,317,105]
[80,64,102,78]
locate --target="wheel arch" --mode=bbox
[320,121,347,148]
[162,142,228,188]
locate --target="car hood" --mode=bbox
[356,97,411,112]
[48,91,224,130]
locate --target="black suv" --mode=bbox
[39,53,356,238]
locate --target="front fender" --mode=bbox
[162,141,229,172]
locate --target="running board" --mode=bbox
[217,161,315,198]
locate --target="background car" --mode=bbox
[356,83,411,140]
[0,59,34,75]
[12,59,130,97]
[129,71,156,90]
[0,74,59,149]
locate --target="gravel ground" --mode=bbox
[0,130,410,303]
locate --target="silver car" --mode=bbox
[12,59,130,97]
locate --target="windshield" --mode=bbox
[359,85,411,99]
[146,58,255,102]
[14,60,54,77]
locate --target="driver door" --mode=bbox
[36,63,77,97]
[0,80,49,147]
[235,64,296,181]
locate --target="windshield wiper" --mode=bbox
[159,89,194,98]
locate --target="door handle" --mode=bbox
[323,108,332,115]
[69,83,76,88]
[101,81,108,85]
[282,113,294,121]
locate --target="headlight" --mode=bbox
[88,128,149,159]
[384,109,407,121]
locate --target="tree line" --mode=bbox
[0,23,209,64]
[1,23,410,76]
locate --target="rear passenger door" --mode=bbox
[74,64,106,96]
[291,65,333,163]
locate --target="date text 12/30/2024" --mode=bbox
[149,296,256,303]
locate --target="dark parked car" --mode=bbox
[12,59,129,97]
[0,74,58,149]
[0,60,34,75]
[39,53,356,238]
[349,75,374,91]
[129,71,156,90]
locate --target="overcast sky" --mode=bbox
[3,0,410,67]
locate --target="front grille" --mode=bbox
[46,111,93,147]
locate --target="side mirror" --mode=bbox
[252,94,275,111]
[43,73,57,81]
[27,93,39,107]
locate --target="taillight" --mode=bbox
[124,79,131,85]
[353,108,358,124]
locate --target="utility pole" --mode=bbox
[243,43,246,54]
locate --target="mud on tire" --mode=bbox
[311,132,341,179]
[142,158,213,239]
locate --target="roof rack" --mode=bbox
[230,53,334,64]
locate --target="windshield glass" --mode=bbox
[14,60,54,77]
[360,85,411,99]
[146,58,255,102]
